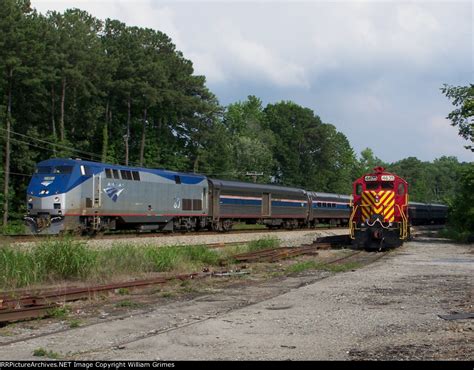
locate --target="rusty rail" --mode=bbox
[0,272,201,324]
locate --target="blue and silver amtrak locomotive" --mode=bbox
[25,158,352,234]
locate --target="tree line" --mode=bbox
[0,0,471,235]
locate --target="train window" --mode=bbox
[36,166,52,174]
[132,171,140,181]
[317,202,322,207]
[332,203,336,208]
[120,170,132,180]
[322,202,327,207]
[356,184,362,195]
[112,169,120,179]
[398,183,405,195]
[105,169,112,178]
[366,182,378,190]
[53,166,73,174]
[84,166,93,176]
[175,175,181,184]
[381,182,393,190]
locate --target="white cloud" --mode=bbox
[31,0,473,162]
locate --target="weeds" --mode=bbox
[68,319,81,328]
[47,306,70,319]
[33,348,60,359]
[246,237,280,252]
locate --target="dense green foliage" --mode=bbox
[441,84,474,239]
[0,1,470,231]
[441,84,474,152]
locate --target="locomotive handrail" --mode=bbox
[349,204,358,239]
[396,204,408,239]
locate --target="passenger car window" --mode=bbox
[132,171,140,181]
[105,169,112,178]
[112,169,120,179]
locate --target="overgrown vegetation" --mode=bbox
[0,238,227,288]
[32,348,60,359]
[246,237,280,252]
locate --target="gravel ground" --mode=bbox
[0,235,472,360]
[14,228,348,249]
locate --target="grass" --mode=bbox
[0,239,223,289]
[68,319,81,328]
[33,348,60,359]
[438,227,474,243]
[246,237,280,252]
[47,306,70,319]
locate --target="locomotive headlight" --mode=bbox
[54,197,60,202]
[28,197,33,202]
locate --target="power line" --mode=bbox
[0,170,32,178]
[0,127,145,168]
[0,127,103,160]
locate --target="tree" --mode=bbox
[0,0,33,226]
[441,84,474,152]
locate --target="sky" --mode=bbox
[33,0,473,163]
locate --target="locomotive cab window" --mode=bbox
[356,184,362,195]
[397,183,405,195]
[381,182,394,190]
[175,175,181,184]
[365,182,378,190]
[53,166,73,174]
[35,166,52,174]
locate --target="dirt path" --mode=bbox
[0,237,472,360]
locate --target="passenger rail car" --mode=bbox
[408,202,448,225]
[25,158,352,234]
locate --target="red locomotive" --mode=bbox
[349,167,409,249]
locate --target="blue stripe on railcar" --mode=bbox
[220,197,307,208]
[312,204,349,210]
[220,198,261,206]
[273,201,307,208]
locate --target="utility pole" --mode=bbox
[245,171,263,183]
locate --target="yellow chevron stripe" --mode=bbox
[382,192,394,206]
[384,208,394,221]
[362,192,375,205]
[379,191,391,205]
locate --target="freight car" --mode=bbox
[24,158,351,234]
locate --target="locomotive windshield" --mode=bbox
[35,165,73,174]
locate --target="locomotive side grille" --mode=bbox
[361,190,395,222]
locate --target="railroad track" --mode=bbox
[0,235,354,325]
